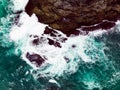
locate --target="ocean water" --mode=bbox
[0,0,120,90]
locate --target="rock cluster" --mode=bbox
[25,0,120,34]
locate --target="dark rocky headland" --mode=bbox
[25,0,120,35]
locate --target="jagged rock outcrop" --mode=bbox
[25,0,120,34]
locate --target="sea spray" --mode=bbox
[0,0,120,90]
[9,10,120,90]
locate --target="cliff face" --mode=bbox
[25,0,120,34]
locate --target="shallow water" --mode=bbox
[0,0,120,90]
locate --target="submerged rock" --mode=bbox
[25,0,120,34]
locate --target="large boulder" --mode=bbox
[25,0,120,34]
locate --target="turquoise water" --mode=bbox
[0,0,41,89]
[0,0,120,90]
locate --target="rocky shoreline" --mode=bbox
[25,0,120,35]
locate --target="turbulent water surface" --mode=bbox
[0,0,120,90]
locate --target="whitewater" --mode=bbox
[0,0,120,90]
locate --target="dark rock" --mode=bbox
[26,52,45,66]
[81,20,116,31]
[32,38,39,45]
[25,0,120,34]
[47,38,62,48]
[44,27,67,41]
[72,45,76,48]
[65,30,80,36]
[44,27,58,37]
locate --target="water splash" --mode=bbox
[0,0,120,90]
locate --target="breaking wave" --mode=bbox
[0,0,120,90]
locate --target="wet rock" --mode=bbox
[47,38,62,48]
[25,0,120,34]
[72,45,76,48]
[44,27,67,42]
[32,38,39,45]
[26,52,45,66]
[44,27,58,37]
[81,20,116,31]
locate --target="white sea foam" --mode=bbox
[10,13,47,41]
[10,0,120,78]
[12,0,28,11]
[9,11,94,77]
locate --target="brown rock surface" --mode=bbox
[25,0,120,34]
